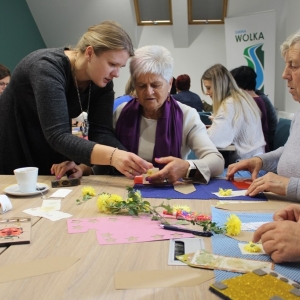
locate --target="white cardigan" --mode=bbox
[207,97,265,162]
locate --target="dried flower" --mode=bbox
[244,242,262,253]
[225,214,242,236]
[219,188,232,196]
[82,186,96,197]
[76,186,96,205]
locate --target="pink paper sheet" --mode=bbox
[67,215,194,245]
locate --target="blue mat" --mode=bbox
[134,178,267,200]
[211,207,300,283]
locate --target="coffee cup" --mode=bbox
[14,167,38,193]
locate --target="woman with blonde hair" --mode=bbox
[201,63,265,165]
[0,21,152,176]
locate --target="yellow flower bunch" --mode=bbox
[97,193,123,213]
[225,214,241,236]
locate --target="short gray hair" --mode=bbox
[130,45,173,84]
[280,29,300,57]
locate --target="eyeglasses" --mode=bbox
[0,82,9,87]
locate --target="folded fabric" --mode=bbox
[134,178,267,201]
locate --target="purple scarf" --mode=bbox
[115,96,183,169]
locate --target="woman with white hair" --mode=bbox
[113,45,224,184]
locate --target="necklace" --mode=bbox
[73,53,91,137]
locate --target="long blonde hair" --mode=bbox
[201,64,261,122]
[74,20,134,57]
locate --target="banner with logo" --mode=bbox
[225,11,276,103]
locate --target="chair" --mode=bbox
[273,118,292,150]
[198,112,212,126]
[187,150,197,159]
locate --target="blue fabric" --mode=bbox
[113,95,133,111]
[211,207,300,283]
[135,178,267,200]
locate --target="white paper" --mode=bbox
[238,243,266,255]
[0,195,12,213]
[213,190,247,197]
[23,207,72,221]
[49,189,72,198]
[241,222,267,231]
[40,199,61,212]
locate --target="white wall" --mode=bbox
[26,0,300,113]
[114,0,291,111]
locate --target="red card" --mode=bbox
[231,179,252,189]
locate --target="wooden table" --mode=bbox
[0,175,285,300]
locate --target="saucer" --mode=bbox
[4,183,50,196]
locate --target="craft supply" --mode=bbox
[209,268,300,300]
[51,178,80,188]
[168,238,205,265]
[0,195,12,214]
[0,217,31,247]
[160,224,213,237]
[176,250,273,273]
[67,215,194,245]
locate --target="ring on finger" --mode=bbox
[163,178,169,184]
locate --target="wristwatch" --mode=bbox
[185,161,197,178]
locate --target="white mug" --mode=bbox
[14,167,38,193]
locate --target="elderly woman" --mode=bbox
[227,29,300,263]
[0,64,10,95]
[201,64,266,166]
[53,45,224,184]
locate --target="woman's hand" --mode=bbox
[226,157,263,181]
[252,220,300,263]
[111,149,153,179]
[145,157,190,184]
[245,172,289,197]
[51,161,85,179]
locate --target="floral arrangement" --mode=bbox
[76,186,242,235]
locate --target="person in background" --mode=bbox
[227,28,300,203]
[0,64,11,95]
[172,74,203,112]
[113,77,135,111]
[230,66,270,152]
[202,99,213,112]
[255,89,278,151]
[53,45,224,183]
[201,64,265,166]
[170,76,176,95]
[0,20,152,177]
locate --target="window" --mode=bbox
[188,0,228,24]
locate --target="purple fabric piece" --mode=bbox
[134,178,267,200]
[115,96,183,168]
